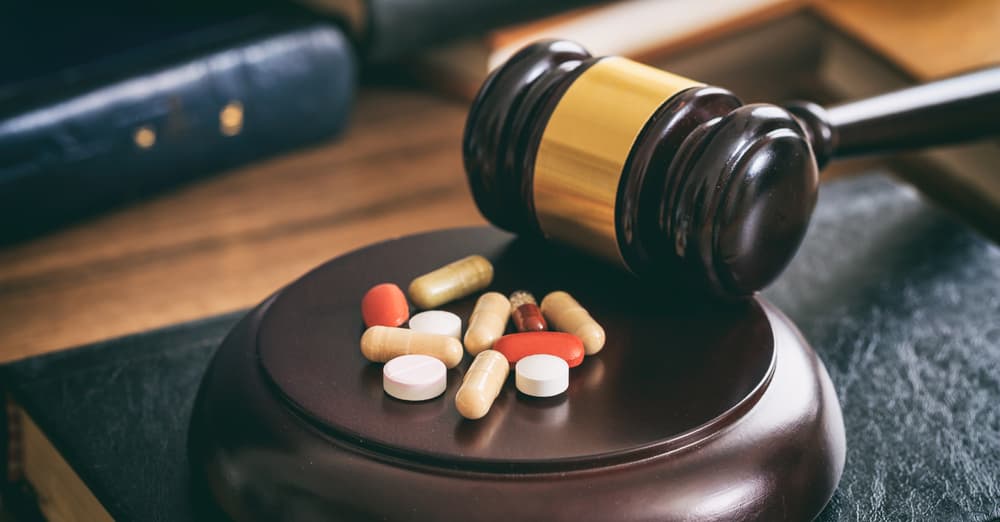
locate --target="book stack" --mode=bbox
[415,0,798,98]
[0,0,595,245]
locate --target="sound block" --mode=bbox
[189,227,845,521]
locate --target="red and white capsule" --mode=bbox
[509,290,547,332]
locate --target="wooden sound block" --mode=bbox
[189,227,845,521]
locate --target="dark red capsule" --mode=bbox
[509,290,547,332]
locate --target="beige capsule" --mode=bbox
[540,291,606,355]
[455,350,509,420]
[463,292,512,355]
[408,255,494,309]
[360,326,464,368]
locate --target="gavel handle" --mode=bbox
[786,66,1000,167]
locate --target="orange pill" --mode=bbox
[493,332,584,368]
[361,283,409,327]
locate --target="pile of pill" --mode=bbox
[359,254,605,420]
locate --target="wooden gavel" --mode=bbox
[463,40,1000,298]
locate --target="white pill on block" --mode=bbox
[383,354,447,401]
[408,310,462,339]
[515,354,569,398]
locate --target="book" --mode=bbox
[2,173,999,520]
[2,312,244,521]
[0,11,357,246]
[811,25,1000,242]
[414,0,803,99]
[300,0,603,63]
[0,0,597,246]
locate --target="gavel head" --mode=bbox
[463,40,819,298]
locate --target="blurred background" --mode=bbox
[1,1,999,520]
[0,0,998,363]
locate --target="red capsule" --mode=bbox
[494,332,584,368]
[510,290,547,332]
[362,283,409,327]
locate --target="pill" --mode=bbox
[493,332,584,368]
[464,292,512,355]
[361,283,410,328]
[408,255,493,309]
[455,350,510,419]
[509,290,547,332]
[361,326,464,368]
[383,354,447,401]
[540,291,606,355]
[515,354,569,398]
[409,310,462,339]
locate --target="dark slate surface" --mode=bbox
[2,173,998,521]
[765,174,1000,521]
[2,312,242,521]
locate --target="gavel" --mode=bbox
[463,40,1000,298]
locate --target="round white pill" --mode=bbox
[515,354,569,398]
[408,310,462,339]
[383,354,447,402]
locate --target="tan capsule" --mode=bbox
[455,350,509,420]
[540,291,606,355]
[360,326,464,368]
[408,255,493,309]
[464,292,512,355]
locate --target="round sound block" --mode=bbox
[189,227,845,521]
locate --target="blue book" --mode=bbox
[0,8,356,245]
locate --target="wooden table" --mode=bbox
[1,0,997,364]
[0,89,484,362]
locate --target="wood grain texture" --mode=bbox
[813,0,1000,80]
[0,88,483,363]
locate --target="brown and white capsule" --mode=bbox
[455,350,509,420]
[360,326,464,368]
[408,255,493,309]
[463,292,511,355]
[509,290,547,332]
[540,291,605,355]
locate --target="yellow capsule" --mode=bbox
[455,350,509,420]
[360,326,463,368]
[463,292,511,355]
[540,291,606,355]
[408,255,493,309]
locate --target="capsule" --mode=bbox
[509,290,547,332]
[360,326,464,368]
[494,331,584,368]
[361,283,410,328]
[408,255,493,309]
[464,292,512,355]
[455,350,510,419]
[540,291,606,355]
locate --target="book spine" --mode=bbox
[0,23,356,245]
[363,0,600,62]
[3,396,21,483]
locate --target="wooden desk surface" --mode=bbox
[1,2,997,364]
[0,89,484,362]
